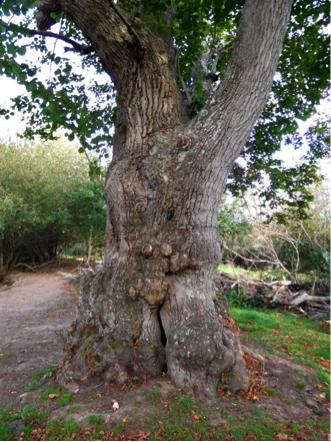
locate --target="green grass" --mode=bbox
[68,404,80,414]
[230,307,330,399]
[0,406,49,440]
[40,386,73,408]
[147,390,162,405]
[40,386,62,403]
[113,422,124,436]
[148,392,313,441]
[217,412,283,441]
[0,353,9,363]
[46,418,79,441]
[20,406,49,424]
[265,387,294,405]
[218,263,291,282]
[57,393,73,408]
[24,365,55,392]
[218,263,321,284]
[148,393,212,441]
[83,393,101,403]
[86,414,106,433]
[0,407,17,441]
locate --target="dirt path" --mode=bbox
[0,272,329,441]
[0,272,76,407]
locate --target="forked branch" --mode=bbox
[107,0,144,58]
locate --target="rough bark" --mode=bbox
[37,0,293,397]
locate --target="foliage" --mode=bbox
[0,0,329,217]
[0,140,106,278]
[217,197,251,246]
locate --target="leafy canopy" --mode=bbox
[0,0,329,217]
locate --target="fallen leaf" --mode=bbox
[276,433,288,440]
[48,393,59,399]
[193,415,200,421]
[112,400,120,410]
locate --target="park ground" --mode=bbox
[0,265,330,441]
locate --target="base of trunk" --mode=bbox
[61,268,249,398]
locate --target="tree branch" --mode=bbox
[190,0,293,164]
[107,0,143,58]
[3,20,94,55]
[177,58,192,103]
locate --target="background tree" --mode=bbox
[0,140,106,279]
[218,177,330,285]
[0,0,329,397]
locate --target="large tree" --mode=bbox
[0,0,328,397]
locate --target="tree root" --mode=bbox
[241,345,265,364]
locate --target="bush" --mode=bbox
[0,139,107,279]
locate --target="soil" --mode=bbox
[0,268,329,440]
[0,270,76,407]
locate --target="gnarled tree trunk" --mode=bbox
[37,0,293,397]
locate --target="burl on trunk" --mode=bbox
[37,0,293,397]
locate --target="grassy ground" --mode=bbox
[218,263,322,284]
[218,263,290,281]
[230,307,330,400]
[1,305,329,441]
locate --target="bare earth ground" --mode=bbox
[0,269,329,441]
[0,271,76,406]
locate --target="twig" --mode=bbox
[90,382,104,390]
[177,59,192,103]
[11,262,38,272]
[36,356,58,367]
[3,20,94,55]
[48,13,64,83]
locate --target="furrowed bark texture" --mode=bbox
[37,0,293,397]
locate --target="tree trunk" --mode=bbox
[64,146,249,395]
[37,0,293,397]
